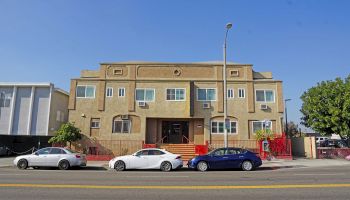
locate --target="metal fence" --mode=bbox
[86,140,143,156]
[209,140,259,153]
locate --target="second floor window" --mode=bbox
[256,90,274,102]
[238,88,245,98]
[106,87,113,97]
[197,88,216,101]
[227,89,234,99]
[166,88,185,101]
[118,88,125,97]
[136,89,155,102]
[76,85,95,98]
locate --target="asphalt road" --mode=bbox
[0,165,349,200]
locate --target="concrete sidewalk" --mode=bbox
[262,157,350,168]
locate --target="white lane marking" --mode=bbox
[294,173,346,176]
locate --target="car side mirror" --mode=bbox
[34,152,39,156]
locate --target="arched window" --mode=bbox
[112,117,131,134]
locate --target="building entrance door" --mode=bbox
[162,121,189,144]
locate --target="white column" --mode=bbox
[46,85,53,136]
[26,86,35,135]
[8,86,17,135]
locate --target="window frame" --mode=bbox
[227,88,234,99]
[211,120,238,135]
[106,87,113,97]
[112,119,131,134]
[91,118,100,129]
[252,120,272,135]
[118,88,125,97]
[135,88,155,102]
[76,85,96,98]
[238,88,245,98]
[196,88,217,101]
[165,88,186,101]
[255,89,275,103]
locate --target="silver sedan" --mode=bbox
[13,147,87,170]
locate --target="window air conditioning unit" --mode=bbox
[138,101,146,107]
[203,102,210,109]
[260,104,268,110]
[121,115,129,120]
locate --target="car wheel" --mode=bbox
[160,161,172,172]
[196,161,208,172]
[17,159,28,170]
[241,160,253,171]
[114,160,126,171]
[58,160,70,170]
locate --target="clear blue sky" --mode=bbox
[1,0,349,131]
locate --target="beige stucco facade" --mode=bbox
[68,61,284,153]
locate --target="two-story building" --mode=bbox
[68,61,284,156]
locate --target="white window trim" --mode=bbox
[238,88,245,98]
[106,87,113,97]
[255,89,275,103]
[91,120,100,129]
[227,89,234,99]
[76,85,96,98]
[251,120,272,135]
[165,88,186,101]
[196,88,217,101]
[118,87,125,97]
[112,120,131,134]
[211,120,238,135]
[135,88,155,102]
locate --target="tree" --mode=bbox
[285,121,300,138]
[300,75,350,140]
[48,122,82,148]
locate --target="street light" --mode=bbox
[223,23,232,148]
[284,98,291,137]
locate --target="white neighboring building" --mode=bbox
[0,82,69,152]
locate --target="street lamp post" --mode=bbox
[284,99,291,137]
[223,23,232,148]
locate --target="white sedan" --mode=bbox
[13,147,87,170]
[109,148,183,172]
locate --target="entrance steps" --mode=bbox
[160,144,196,161]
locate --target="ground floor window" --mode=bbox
[113,120,131,133]
[252,120,272,134]
[211,121,237,134]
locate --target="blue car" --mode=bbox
[187,147,262,171]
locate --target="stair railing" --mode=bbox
[182,135,190,144]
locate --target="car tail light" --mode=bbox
[175,156,181,160]
[75,154,81,158]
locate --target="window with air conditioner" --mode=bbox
[136,88,155,102]
[197,88,216,101]
[255,89,275,103]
